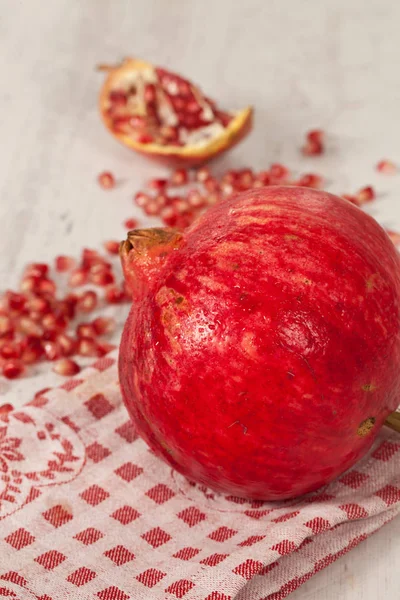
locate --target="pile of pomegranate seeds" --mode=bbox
[106,66,233,147]
[302,129,325,156]
[129,164,328,230]
[0,247,130,379]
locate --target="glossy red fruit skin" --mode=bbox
[119,186,400,500]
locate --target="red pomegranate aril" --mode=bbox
[149,178,168,191]
[377,160,397,174]
[21,336,43,364]
[59,294,78,319]
[256,171,270,185]
[77,290,98,313]
[186,190,204,208]
[69,269,88,287]
[128,115,146,129]
[308,129,324,145]
[43,341,61,361]
[270,163,290,182]
[25,263,49,278]
[76,322,97,339]
[20,276,40,293]
[144,200,162,216]
[38,279,56,296]
[0,315,14,338]
[105,285,125,304]
[160,206,178,227]
[124,218,139,230]
[98,342,117,355]
[42,313,68,332]
[134,192,150,207]
[78,337,106,357]
[155,194,168,209]
[93,316,116,336]
[55,255,75,272]
[104,240,120,255]
[2,360,24,379]
[0,343,21,360]
[204,178,220,192]
[0,403,14,415]
[357,186,376,204]
[342,194,358,205]
[170,168,189,186]
[144,83,156,104]
[90,269,115,286]
[82,248,104,269]
[57,334,77,357]
[6,291,26,312]
[109,89,127,105]
[137,133,154,144]
[297,173,324,189]
[53,358,81,376]
[98,171,116,189]
[18,317,43,337]
[26,295,51,315]
[196,167,211,182]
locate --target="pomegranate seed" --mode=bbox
[20,276,41,293]
[55,255,75,272]
[19,317,43,337]
[2,360,24,379]
[105,285,125,304]
[0,403,14,415]
[77,290,98,313]
[297,173,324,189]
[38,279,56,296]
[0,343,21,360]
[25,263,49,278]
[6,291,26,312]
[90,269,114,286]
[256,171,270,185]
[58,295,78,319]
[78,337,106,357]
[57,334,77,357]
[124,218,139,230]
[144,84,156,103]
[0,315,14,338]
[160,206,178,227]
[204,178,220,193]
[144,200,162,216]
[196,167,211,182]
[137,133,153,144]
[21,336,43,363]
[170,168,189,186]
[104,240,120,255]
[386,230,400,246]
[27,296,51,315]
[270,164,290,182]
[134,192,150,207]
[43,341,61,361]
[98,171,115,189]
[185,190,203,208]
[98,342,117,355]
[77,322,97,339]
[82,248,104,269]
[69,269,88,287]
[93,316,116,336]
[42,313,68,332]
[128,115,146,129]
[308,130,324,145]
[302,130,325,156]
[377,160,397,174]
[356,186,376,205]
[149,178,168,191]
[53,358,81,376]
[109,90,127,105]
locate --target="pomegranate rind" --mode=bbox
[99,58,253,166]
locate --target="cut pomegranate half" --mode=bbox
[98,58,253,166]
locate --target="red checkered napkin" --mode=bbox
[0,351,399,600]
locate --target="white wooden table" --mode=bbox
[1,0,400,597]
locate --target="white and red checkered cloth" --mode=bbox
[0,351,399,600]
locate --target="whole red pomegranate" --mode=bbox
[119,186,400,500]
